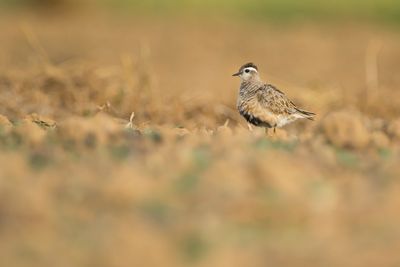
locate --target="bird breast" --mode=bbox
[237,97,277,128]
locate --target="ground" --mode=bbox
[0,12,400,267]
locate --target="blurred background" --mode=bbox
[1,0,400,123]
[1,1,400,267]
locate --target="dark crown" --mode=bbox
[239,63,258,72]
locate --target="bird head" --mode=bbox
[232,63,260,82]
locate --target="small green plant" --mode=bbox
[335,148,359,167]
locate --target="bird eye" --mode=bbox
[245,69,250,73]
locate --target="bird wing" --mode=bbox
[256,84,298,116]
[257,84,316,120]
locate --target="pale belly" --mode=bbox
[276,114,301,128]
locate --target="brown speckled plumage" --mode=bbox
[234,63,315,129]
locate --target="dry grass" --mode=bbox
[0,13,400,267]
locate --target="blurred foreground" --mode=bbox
[1,12,400,267]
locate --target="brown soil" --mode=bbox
[0,13,400,267]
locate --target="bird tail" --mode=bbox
[295,108,316,121]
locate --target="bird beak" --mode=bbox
[232,72,241,77]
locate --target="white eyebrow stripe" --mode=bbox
[244,67,258,72]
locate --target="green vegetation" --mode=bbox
[104,0,400,24]
[2,0,400,24]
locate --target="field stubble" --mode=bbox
[0,14,400,267]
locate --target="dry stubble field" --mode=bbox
[1,12,400,267]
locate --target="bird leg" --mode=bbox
[274,127,276,134]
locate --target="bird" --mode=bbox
[233,63,315,133]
